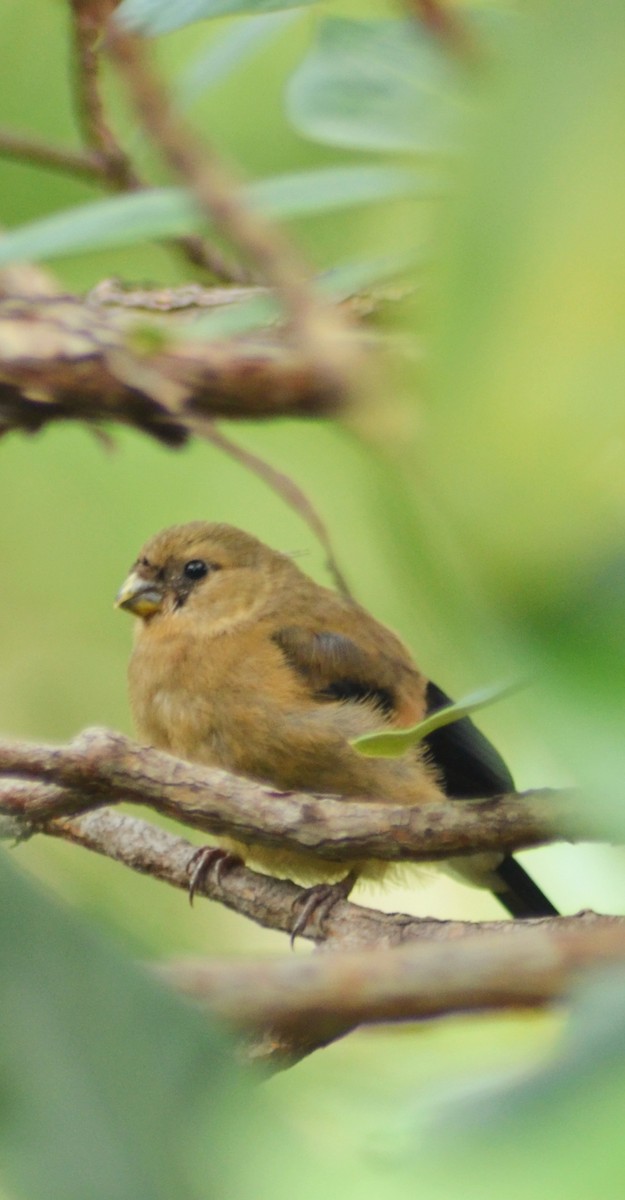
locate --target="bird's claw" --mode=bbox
[186,846,242,905]
[290,869,358,947]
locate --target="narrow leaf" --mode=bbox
[0,166,428,267]
[352,681,519,758]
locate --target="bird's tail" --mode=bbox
[493,855,559,918]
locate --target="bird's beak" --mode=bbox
[115,571,164,617]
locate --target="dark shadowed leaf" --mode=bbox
[0,851,245,1200]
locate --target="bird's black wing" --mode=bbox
[424,681,558,918]
[272,627,398,716]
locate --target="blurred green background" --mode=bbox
[2,0,625,1197]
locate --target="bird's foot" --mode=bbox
[290,869,358,947]
[186,846,243,905]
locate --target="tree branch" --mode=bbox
[11,804,617,952]
[0,727,594,866]
[66,0,245,281]
[0,291,349,445]
[5,776,618,1069]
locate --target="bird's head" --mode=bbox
[115,522,292,626]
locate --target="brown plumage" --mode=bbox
[116,521,557,915]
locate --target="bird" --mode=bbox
[115,520,557,926]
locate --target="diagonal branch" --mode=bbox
[10,804,617,952]
[64,0,247,280]
[105,21,359,392]
[0,127,108,183]
[199,424,353,598]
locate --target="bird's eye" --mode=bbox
[183,559,209,581]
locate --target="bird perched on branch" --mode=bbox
[116,521,557,925]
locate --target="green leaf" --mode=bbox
[352,681,518,758]
[286,18,461,154]
[0,851,244,1200]
[251,164,431,218]
[0,166,428,267]
[0,189,201,265]
[117,0,318,36]
[174,12,299,110]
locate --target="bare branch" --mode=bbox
[0,728,596,866]
[69,0,142,192]
[62,0,248,280]
[10,798,615,1072]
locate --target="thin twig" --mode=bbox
[199,423,353,597]
[65,0,248,280]
[70,0,142,191]
[105,23,358,390]
[0,127,108,182]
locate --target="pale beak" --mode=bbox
[115,571,164,617]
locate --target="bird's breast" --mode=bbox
[129,620,231,762]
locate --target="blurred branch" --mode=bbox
[26,0,244,280]
[0,127,108,182]
[0,291,348,445]
[0,726,597,864]
[160,919,625,1049]
[0,283,352,588]
[70,0,142,193]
